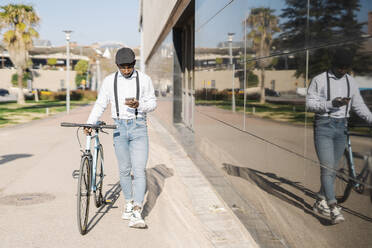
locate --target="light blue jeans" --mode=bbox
[314,116,347,206]
[113,117,148,206]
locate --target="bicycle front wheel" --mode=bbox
[77,156,91,235]
[335,150,353,204]
[94,144,104,208]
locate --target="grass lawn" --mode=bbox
[0,100,92,128]
[196,100,314,125]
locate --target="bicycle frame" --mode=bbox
[84,132,103,193]
[346,131,371,191]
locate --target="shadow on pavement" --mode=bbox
[222,163,334,225]
[223,163,372,224]
[86,182,121,233]
[0,154,33,165]
[143,164,174,219]
[85,164,174,233]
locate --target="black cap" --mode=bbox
[115,47,135,65]
[331,48,353,69]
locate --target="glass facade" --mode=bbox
[146,0,372,247]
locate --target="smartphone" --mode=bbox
[342,97,351,102]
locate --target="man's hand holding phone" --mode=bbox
[332,97,351,108]
[125,97,139,108]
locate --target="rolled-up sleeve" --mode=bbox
[351,86,372,124]
[138,76,157,113]
[87,80,110,124]
[306,76,335,114]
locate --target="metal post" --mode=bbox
[232,64,235,113]
[63,30,72,114]
[228,32,235,113]
[243,15,247,130]
[96,60,101,93]
[305,0,310,87]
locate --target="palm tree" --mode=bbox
[245,8,279,104]
[0,4,39,104]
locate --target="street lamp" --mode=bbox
[63,30,72,114]
[228,32,235,113]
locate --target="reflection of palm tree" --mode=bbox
[0,4,40,104]
[245,8,279,104]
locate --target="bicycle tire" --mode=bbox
[94,145,104,208]
[335,150,353,204]
[77,156,91,235]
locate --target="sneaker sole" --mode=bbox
[332,217,345,225]
[129,222,146,229]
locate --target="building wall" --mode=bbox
[142,0,178,62]
[0,69,77,92]
[195,69,304,92]
[143,1,372,246]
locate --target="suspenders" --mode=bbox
[114,71,140,119]
[326,71,350,117]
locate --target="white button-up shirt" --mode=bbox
[307,71,372,123]
[87,70,156,124]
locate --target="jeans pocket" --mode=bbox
[113,130,120,138]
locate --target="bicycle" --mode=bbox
[61,121,116,235]
[335,126,372,204]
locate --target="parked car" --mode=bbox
[265,88,280,97]
[0,88,9,96]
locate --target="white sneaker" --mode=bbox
[121,200,134,220]
[129,206,146,228]
[330,206,345,224]
[313,199,330,217]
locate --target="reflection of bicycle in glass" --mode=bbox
[61,121,116,235]
[335,126,372,204]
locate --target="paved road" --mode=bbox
[0,94,16,102]
[0,105,256,248]
[154,98,372,248]
[195,105,372,248]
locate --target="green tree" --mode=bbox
[245,8,280,103]
[75,60,88,74]
[47,58,57,68]
[74,60,89,87]
[11,71,32,87]
[279,0,369,79]
[0,4,39,104]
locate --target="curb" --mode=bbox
[149,115,259,248]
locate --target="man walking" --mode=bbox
[306,48,372,224]
[86,47,156,228]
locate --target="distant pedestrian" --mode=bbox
[85,47,156,228]
[306,48,372,224]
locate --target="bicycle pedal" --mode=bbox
[72,170,79,179]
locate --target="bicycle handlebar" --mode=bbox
[60,122,117,129]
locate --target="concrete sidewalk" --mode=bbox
[0,105,257,248]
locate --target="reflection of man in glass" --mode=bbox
[306,48,372,224]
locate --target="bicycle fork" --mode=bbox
[72,135,102,193]
[347,135,370,193]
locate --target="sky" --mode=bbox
[196,0,372,48]
[0,0,140,47]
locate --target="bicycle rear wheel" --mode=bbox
[335,150,353,204]
[94,144,104,208]
[77,156,91,235]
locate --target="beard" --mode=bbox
[122,70,134,78]
[331,68,346,79]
